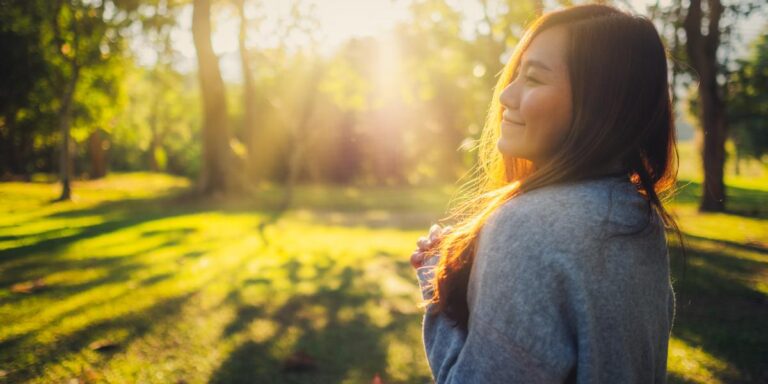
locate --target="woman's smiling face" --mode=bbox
[497,26,573,166]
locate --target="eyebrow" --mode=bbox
[520,59,552,72]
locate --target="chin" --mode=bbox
[496,137,523,158]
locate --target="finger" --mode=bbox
[428,224,442,237]
[430,224,452,244]
[410,251,425,268]
[416,236,430,250]
[441,225,453,236]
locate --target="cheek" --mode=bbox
[519,89,570,129]
[518,88,573,158]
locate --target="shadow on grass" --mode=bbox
[1,183,437,382]
[672,180,768,218]
[668,372,702,384]
[209,255,421,384]
[0,230,258,382]
[1,291,197,382]
[669,236,768,383]
[0,221,200,291]
[681,233,768,255]
[0,193,198,265]
[0,257,143,311]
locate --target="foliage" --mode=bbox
[0,0,58,176]
[1,0,766,190]
[727,29,768,161]
[110,63,202,176]
[1,0,566,186]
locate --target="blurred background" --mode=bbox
[0,0,766,383]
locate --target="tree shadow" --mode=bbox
[0,195,199,266]
[667,372,701,384]
[681,233,767,255]
[0,223,199,300]
[0,256,142,308]
[672,180,768,218]
[2,184,435,383]
[208,254,422,383]
[668,238,768,383]
[0,227,258,382]
[1,291,197,382]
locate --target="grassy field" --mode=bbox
[660,143,768,384]
[0,144,766,383]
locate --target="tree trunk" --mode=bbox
[0,109,17,178]
[148,98,160,172]
[57,63,79,201]
[236,0,259,184]
[281,63,325,209]
[698,79,727,211]
[192,0,235,195]
[684,0,727,212]
[88,129,107,179]
[18,120,33,181]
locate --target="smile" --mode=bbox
[502,119,525,126]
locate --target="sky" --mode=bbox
[131,0,767,83]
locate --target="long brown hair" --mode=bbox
[419,4,686,332]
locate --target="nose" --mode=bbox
[498,77,519,111]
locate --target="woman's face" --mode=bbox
[497,26,573,166]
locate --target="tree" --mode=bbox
[0,1,51,180]
[684,0,729,211]
[652,0,765,212]
[192,0,239,195]
[727,29,768,169]
[234,0,261,184]
[44,0,142,200]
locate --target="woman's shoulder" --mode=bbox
[482,176,651,252]
[494,176,640,225]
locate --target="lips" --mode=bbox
[502,112,524,125]
[502,118,525,125]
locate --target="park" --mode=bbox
[1,0,766,383]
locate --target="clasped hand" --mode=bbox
[410,224,452,269]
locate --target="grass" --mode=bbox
[664,169,768,382]
[656,141,768,383]
[0,145,766,383]
[0,173,450,383]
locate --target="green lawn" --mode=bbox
[0,159,766,383]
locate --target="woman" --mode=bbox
[410,4,684,383]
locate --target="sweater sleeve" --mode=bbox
[418,203,581,383]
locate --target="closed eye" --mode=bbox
[512,70,540,85]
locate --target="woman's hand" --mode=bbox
[410,224,452,269]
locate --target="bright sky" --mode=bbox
[131,0,766,82]
[135,0,414,79]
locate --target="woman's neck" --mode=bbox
[593,159,628,178]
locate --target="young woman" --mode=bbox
[410,4,683,383]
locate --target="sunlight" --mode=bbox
[129,0,763,84]
[667,337,732,383]
[372,33,403,106]
[136,0,412,82]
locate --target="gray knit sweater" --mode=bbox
[415,175,675,383]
